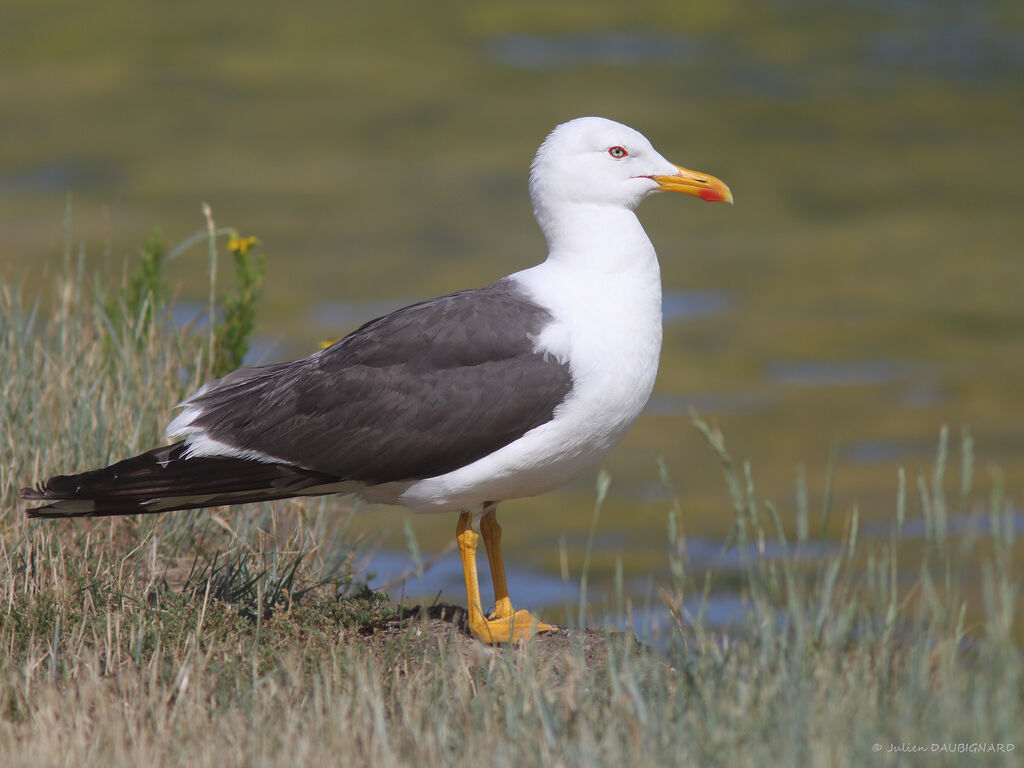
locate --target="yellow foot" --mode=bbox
[469,609,558,644]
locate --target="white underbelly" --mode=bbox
[393,400,640,512]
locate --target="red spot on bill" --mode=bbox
[698,188,727,202]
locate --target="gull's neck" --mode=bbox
[535,202,659,276]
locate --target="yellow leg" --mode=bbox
[456,506,557,644]
[456,511,488,635]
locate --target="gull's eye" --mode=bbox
[608,146,628,159]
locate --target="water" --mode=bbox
[486,33,701,70]
[604,594,752,645]
[363,543,757,643]
[859,508,1024,541]
[681,536,838,570]
[662,290,734,323]
[486,18,1023,87]
[360,548,580,611]
[360,532,836,634]
[766,360,921,387]
[168,300,280,366]
[0,159,120,193]
[644,391,775,417]
[843,439,927,464]
[307,298,412,330]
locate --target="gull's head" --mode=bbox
[529,116,732,217]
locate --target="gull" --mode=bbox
[23,116,732,643]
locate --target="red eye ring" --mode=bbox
[608,146,628,159]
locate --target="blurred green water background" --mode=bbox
[3,0,1023,613]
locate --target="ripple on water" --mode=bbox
[860,508,1024,541]
[362,548,756,644]
[0,159,121,193]
[682,536,839,570]
[644,390,775,418]
[307,299,412,329]
[767,359,926,387]
[662,290,734,323]
[606,592,760,648]
[359,549,579,609]
[485,20,1023,88]
[486,33,701,70]
[167,300,277,365]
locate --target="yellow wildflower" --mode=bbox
[227,234,261,256]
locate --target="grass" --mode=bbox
[1,234,1021,765]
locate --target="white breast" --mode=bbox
[393,211,663,514]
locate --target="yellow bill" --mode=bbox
[648,164,733,204]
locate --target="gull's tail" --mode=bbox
[22,441,340,519]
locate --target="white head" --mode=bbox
[529,116,732,220]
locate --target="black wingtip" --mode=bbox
[25,505,92,524]
[21,483,48,502]
[20,441,341,520]
[21,485,46,518]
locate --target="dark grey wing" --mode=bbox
[178,279,573,484]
